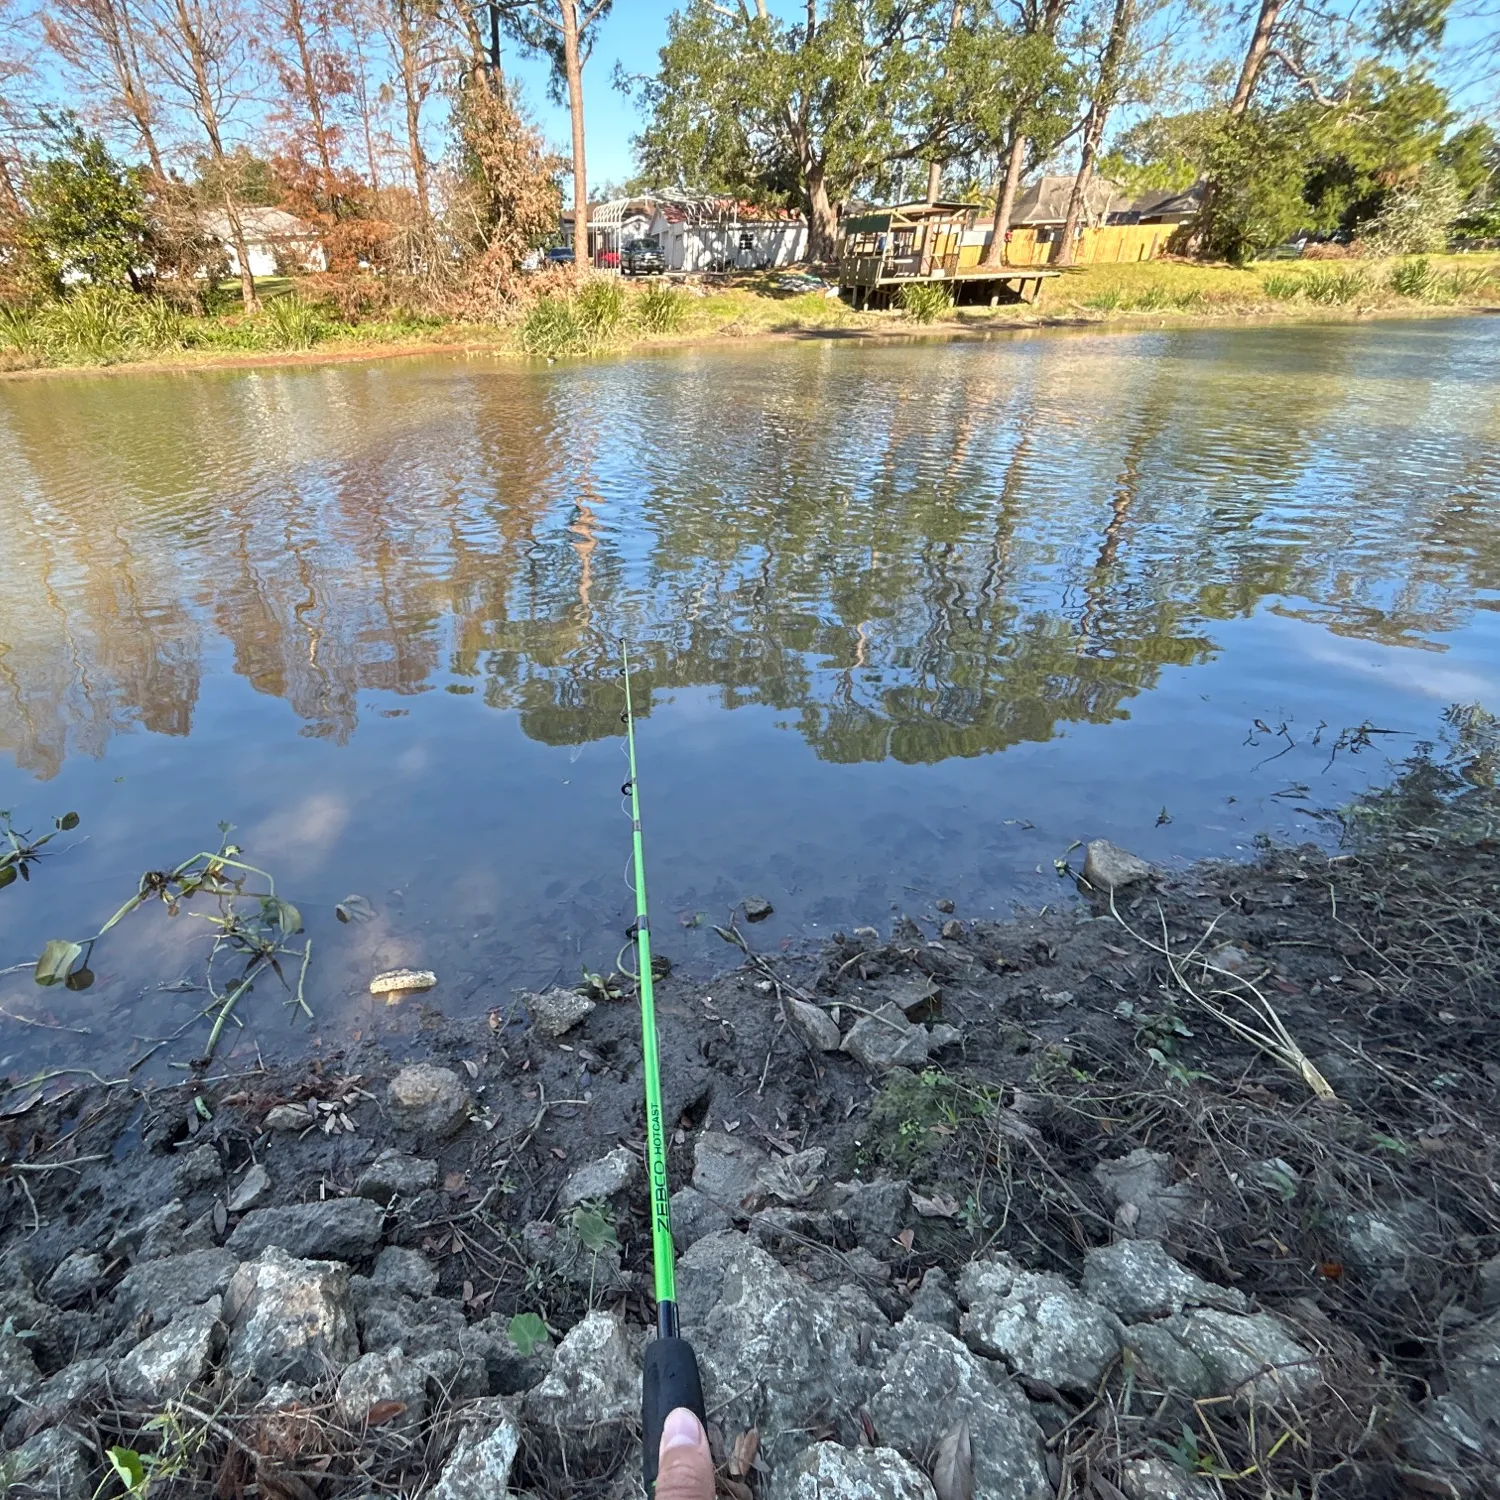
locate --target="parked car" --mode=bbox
[622,237,666,276]
[545,245,574,265]
[596,248,620,270]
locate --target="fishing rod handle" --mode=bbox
[642,1336,707,1497]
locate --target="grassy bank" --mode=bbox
[1,252,1497,376]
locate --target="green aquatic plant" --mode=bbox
[0,809,79,891]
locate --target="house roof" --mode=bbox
[200,206,319,242]
[1128,183,1205,218]
[1010,174,1129,225]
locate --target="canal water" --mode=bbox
[2,316,1498,1076]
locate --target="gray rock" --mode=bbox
[1081,1240,1247,1323]
[1082,840,1153,892]
[1119,1456,1218,1500]
[842,1004,930,1072]
[692,1133,770,1213]
[172,1144,224,1192]
[1413,1308,1500,1466]
[755,1148,828,1207]
[355,1282,467,1354]
[3,1361,106,1448]
[222,1247,359,1385]
[414,1346,490,1402]
[786,998,841,1053]
[264,1103,315,1132]
[114,1298,224,1403]
[520,1219,626,1291]
[387,1065,470,1138]
[1092,1149,1202,1238]
[1123,1310,1318,1407]
[109,1248,238,1332]
[11,1424,92,1500]
[557,1147,639,1210]
[905,1268,959,1335]
[1479,1254,1500,1314]
[523,1312,639,1458]
[227,1198,384,1261]
[472,1314,555,1395]
[743,895,775,922]
[356,1150,438,1205]
[678,1233,891,1471]
[751,1207,834,1250]
[107,1198,187,1261]
[526,987,596,1038]
[939,919,964,941]
[1343,1209,1436,1289]
[833,1179,911,1247]
[869,974,941,1018]
[787,1442,937,1500]
[0,1330,40,1418]
[670,1187,731,1252]
[371,1246,438,1299]
[927,1023,963,1050]
[430,1397,522,1500]
[227,1163,272,1214]
[44,1252,108,1308]
[869,1323,1049,1500]
[958,1258,1123,1393]
[336,1349,428,1433]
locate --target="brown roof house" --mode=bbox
[1009,174,1133,251]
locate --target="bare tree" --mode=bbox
[141,0,263,309]
[267,0,344,197]
[44,0,167,175]
[374,0,444,225]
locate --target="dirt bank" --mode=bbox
[1,747,1497,1499]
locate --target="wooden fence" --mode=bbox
[956,224,1169,268]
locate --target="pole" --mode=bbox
[622,644,707,1496]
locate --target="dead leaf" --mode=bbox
[1090,1479,1129,1500]
[461,1059,479,1079]
[461,1279,475,1304]
[550,1147,566,1160]
[931,1419,973,1500]
[443,1171,468,1193]
[364,1400,407,1428]
[895,1227,915,1253]
[910,1191,960,1218]
[729,1427,760,1479]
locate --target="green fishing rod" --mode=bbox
[621,644,706,1496]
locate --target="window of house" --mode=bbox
[738,231,755,250]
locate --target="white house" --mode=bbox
[569,196,808,272]
[199,207,326,277]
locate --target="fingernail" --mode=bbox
[661,1407,703,1450]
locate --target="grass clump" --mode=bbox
[1083,285,1122,311]
[1301,267,1368,304]
[1388,256,1436,299]
[897,281,955,324]
[634,282,688,334]
[256,293,330,351]
[1260,272,1304,301]
[517,277,627,358]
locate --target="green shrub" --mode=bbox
[131,298,193,351]
[518,294,586,357]
[0,304,42,357]
[635,282,687,334]
[1260,273,1304,301]
[35,286,136,361]
[1388,256,1435,299]
[257,293,329,351]
[896,281,955,323]
[1301,268,1368,304]
[574,278,624,343]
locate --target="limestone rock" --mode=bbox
[670,1187,731,1252]
[841,1004,930,1072]
[787,1442,937,1500]
[526,987,596,1038]
[356,1150,438,1205]
[109,1249,238,1333]
[1405,1308,1500,1467]
[172,1144,224,1193]
[371,1245,438,1299]
[692,1133,770,1213]
[869,1324,1049,1500]
[107,1198,187,1261]
[386,1065,470,1138]
[1122,1309,1318,1406]
[904,1268,959,1335]
[11,1424,92,1500]
[1081,1240,1247,1323]
[264,1104,315,1132]
[523,1312,639,1458]
[227,1198,384,1261]
[927,1023,963,1050]
[336,1349,428,1433]
[958,1258,1123,1394]
[222,1247,359,1385]
[430,1397,522,1500]
[1119,1457,1219,1500]
[833,1179,911,1247]
[755,1148,828,1207]
[1082,840,1153,893]
[227,1164,272,1214]
[44,1252,108,1308]
[786,998,841,1052]
[355,1281,467,1355]
[557,1147,639,1210]
[114,1298,223,1403]
[0,1330,40,1418]
[1092,1149,1202,1238]
[1479,1254,1500,1314]
[3,1361,106,1448]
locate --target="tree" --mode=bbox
[635,0,941,260]
[503,0,611,265]
[374,0,444,229]
[18,120,150,292]
[141,0,264,309]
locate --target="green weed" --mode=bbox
[897,281,955,324]
[574,278,625,343]
[1442,266,1493,300]
[132,298,194,352]
[1083,286,1123,311]
[518,294,586,357]
[634,281,688,334]
[1388,256,1436,299]
[1260,273,1304,301]
[1300,268,1368,304]
[35,287,135,361]
[257,292,329,351]
[0,303,42,358]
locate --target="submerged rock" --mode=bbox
[1082,840,1153,893]
[787,1442,937,1500]
[743,895,775,922]
[387,1064,470,1137]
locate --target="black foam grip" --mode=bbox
[641,1336,707,1496]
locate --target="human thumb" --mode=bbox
[654,1406,715,1500]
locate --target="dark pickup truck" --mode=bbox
[622,237,666,276]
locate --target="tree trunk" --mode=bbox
[925,159,941,205]
[284,0,338,194]
[1055,0,1132,266]
[1229,0,1282,116]
[349,22,382,193]
[115,0,166,176]
[982,130,1026,267]
[394,0,430,224]
[805,162,837,262]
[560,0,587,266]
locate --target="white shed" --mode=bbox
[199,207,326,277]
[584,196,807,272]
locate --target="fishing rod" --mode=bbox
[621,643,707,1496]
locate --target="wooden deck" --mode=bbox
[839,260,1060,308]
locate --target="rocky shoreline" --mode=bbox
[2,766,1499,1499]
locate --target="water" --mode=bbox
[2,317,1498,1077]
